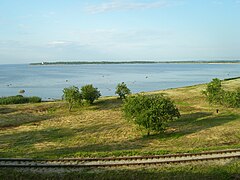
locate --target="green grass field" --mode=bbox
[0,78,240,179]
[0,78,240,159]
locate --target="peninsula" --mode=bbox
[30,60,240,65]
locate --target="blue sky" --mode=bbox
[0,0,240,64]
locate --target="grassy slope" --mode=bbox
[0,79,240,159]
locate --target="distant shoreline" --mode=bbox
[30,60,240,65]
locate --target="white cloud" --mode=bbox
[70,29,168,45]
[66,28,174,59]
[85,0,169,14]
[48,41,72,46]
[47,40,89,49]
[47,41,85,47]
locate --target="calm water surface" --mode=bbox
[0,63,239,100]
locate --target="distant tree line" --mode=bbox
[30,61,158,65]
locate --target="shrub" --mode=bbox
[28,96,42,103]
[123,94,180,135]
[115,82,131,99]
[0,96,41,105]
[81,84,101,104]
[202,78,224,104]
[63,86,82,111]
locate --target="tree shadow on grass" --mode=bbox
[90,98,123,111]
[72,123,124,134]
[159,112,239,140]
[1,111,239,158]
[34,139,147,158]
[180,112,213,121]
[0,112,52,129]
[0,127,75,157]
[0,122,129,158]
[29,112,239,158]
[0,107,17,114]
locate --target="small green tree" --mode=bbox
[123,94,180,135]
[81,84,101,104]
[203,78,224,104]
[63,86,82,111]
[115,82,131,99]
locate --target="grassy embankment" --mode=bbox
[0,78,240,159]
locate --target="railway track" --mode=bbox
[0,149,239,168]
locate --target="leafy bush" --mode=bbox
[0,96,42,105]
[81,84,101,104]
[115,82,131,99]
[202,78,224,104]
[123,94,180,135]
[63,86,82,111]
[28,96,42,103]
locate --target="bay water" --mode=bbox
[0,63,239,100]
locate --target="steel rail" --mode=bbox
[0,148,239,162]
[0,155,239,168]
